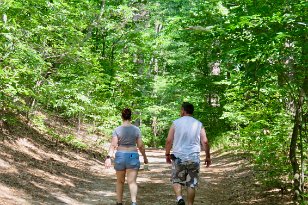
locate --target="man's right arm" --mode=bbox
[165,125,175,164]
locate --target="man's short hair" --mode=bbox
[182,102,194,114]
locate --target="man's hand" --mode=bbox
[166,155,171,164]
[205,158,211,167]
[105,158,112,169]
[144,156,149,164]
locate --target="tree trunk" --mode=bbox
[289,88,304,200]
[77,112,81,138]
[152,116,158,147]
[303,114,308,195]
[299,119,305,195]
[81,0,106,45]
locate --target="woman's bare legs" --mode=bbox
[126,169,138,203]
[116,170,126,203]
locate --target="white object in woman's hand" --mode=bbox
[105,158,112,169]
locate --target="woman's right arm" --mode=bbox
[105,137,118,169]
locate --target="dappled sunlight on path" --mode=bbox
[102,149,293,205]
[0,135,293,205]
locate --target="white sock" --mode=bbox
[176,196,183,201]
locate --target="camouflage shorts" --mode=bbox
[171,157,200,188]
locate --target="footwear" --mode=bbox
[177,199,185,205]
[116,203,123,205]
[131,202,137,205]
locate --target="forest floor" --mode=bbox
[0,118,295,205]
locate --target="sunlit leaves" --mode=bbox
[0,1,306,188]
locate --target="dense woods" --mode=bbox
[0,0,307,202]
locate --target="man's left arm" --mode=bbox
[200,127,211,167]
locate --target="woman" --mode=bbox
[105,108,148,205]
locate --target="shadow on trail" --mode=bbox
[125,149,293,205]
[0,120,294,205]
[199,150,293,205]
[0,119,112,205]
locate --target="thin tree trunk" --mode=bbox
[304,115,307,195]
[289,88,304,199]
[46,0,106,60]
[26,79,44,121]
[299,119,304,194]
[152,116,158,148]
[102,34,106,57]
[81,0,106,45]
[77,112,81,138]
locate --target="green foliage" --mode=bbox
[63,134,88,150]
[1,0,307,198]
[31,112,46,130]
[47,129,88,150]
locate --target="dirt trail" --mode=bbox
[0,136,293,205]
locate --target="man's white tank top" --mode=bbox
[172,116,202,161]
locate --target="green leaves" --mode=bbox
[1,1,306,193]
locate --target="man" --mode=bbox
[165,102,211,205]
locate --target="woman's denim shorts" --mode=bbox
[114,151,140,171]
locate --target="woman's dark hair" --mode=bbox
[182,102,194,114]
[121,108,132,120]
